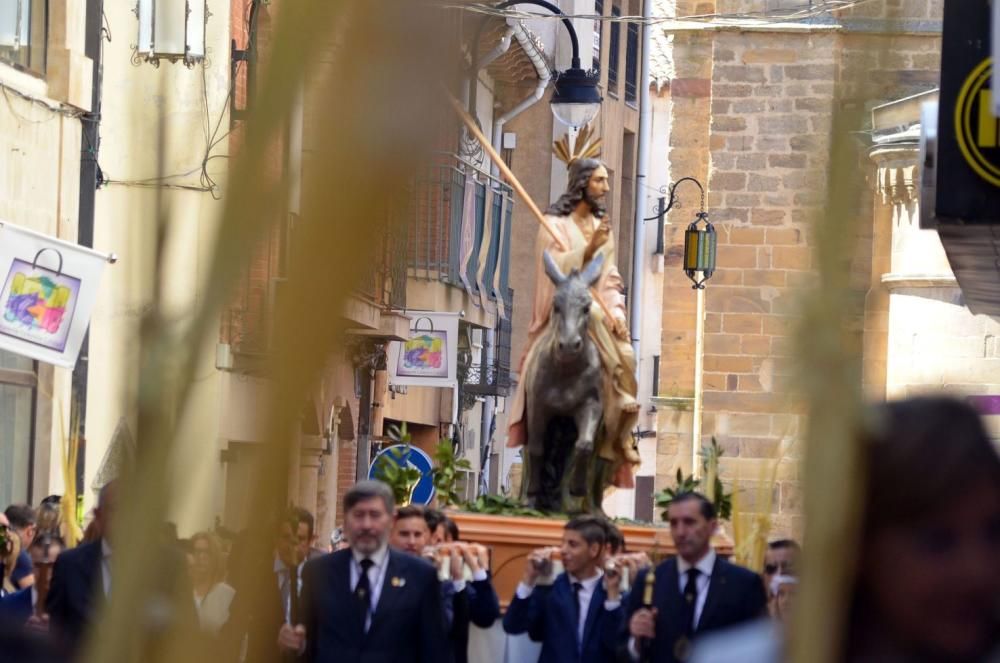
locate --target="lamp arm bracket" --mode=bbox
[664,176,706,216]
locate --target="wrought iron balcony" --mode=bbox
[460,292,514,398]
[408,152,514,309]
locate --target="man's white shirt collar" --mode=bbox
[568,568,603,590]
[352,543,389,568]
[677,548,716,577]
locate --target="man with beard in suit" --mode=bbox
[278,481,447,663]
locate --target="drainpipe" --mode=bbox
[467,24,516,116]
[630,0,653,371]
[692,287,705,478]
[490,23,551,177]
[480,21,550,494]
[481,25,516,69]
[70,0,105,503]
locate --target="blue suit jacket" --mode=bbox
[449,575,501,663]
[620,556,767,663]
[0,587,32,624]
[467,576,500,628]
[503,573,624,663]
[301,548,448,663]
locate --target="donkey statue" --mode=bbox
[522,251,606,513]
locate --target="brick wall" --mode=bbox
[655,0,941,537]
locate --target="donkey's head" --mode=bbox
[543,251,604,360]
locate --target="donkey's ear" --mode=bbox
[580,252,604,286]
[543,250,566,285]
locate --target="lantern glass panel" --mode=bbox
[551,101,601,129]
[154,0,185,56]
[704,225,717,275]
[137,0,153,54]
[683,226,700,271]
[186,0,206,61]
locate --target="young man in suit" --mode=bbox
[433,516,501,663]
[624,492,767,662]
[503,515,625,663]
[442,518,500,631]
[279,480,448,663]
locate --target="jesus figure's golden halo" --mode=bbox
[552,123,602,167]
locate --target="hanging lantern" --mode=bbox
[683,212,716,289]
[134,0,208,67]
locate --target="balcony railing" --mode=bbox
[357,218,408,310]
[408,152,514,313]
[462,290,514,397]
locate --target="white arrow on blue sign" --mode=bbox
[368,445,437,505]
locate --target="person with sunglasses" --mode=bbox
[0,533,64,626]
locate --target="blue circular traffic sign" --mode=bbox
[368,445,436,505]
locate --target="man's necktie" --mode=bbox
[355,559,374,627]
[572,582,584,648]
[682,568,700,636]
[289,564,300,625]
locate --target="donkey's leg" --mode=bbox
[524,403,547,509]
[569,398,602,498]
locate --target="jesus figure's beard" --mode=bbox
[584,190,608,218]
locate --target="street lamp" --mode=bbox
[551,66,603,128]
[134,0,208,66]
[653,177,716,289]
[471,0,602,128]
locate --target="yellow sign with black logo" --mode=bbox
[955,58,1000,187]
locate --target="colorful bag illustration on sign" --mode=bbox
[1,256,80,352]
[397,317,448,379]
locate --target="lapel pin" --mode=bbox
[391,576,406,588]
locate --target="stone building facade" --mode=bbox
[651,0,946,536]
[0,0,92,507]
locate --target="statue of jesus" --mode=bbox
[507,130,641,509]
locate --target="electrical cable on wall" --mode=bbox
[0,83,87,123]
[102,0,262,197]
[443,0,876,26]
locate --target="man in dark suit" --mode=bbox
[278,480,448,663]
[435,516,500,663]
[503,515,625,663]
[623,492,767,662]
[437,516,501,632]
[391,505,466,660]
[45,483,116,651]
[46,481,196,658]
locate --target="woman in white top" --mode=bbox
[189,531,236,634]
